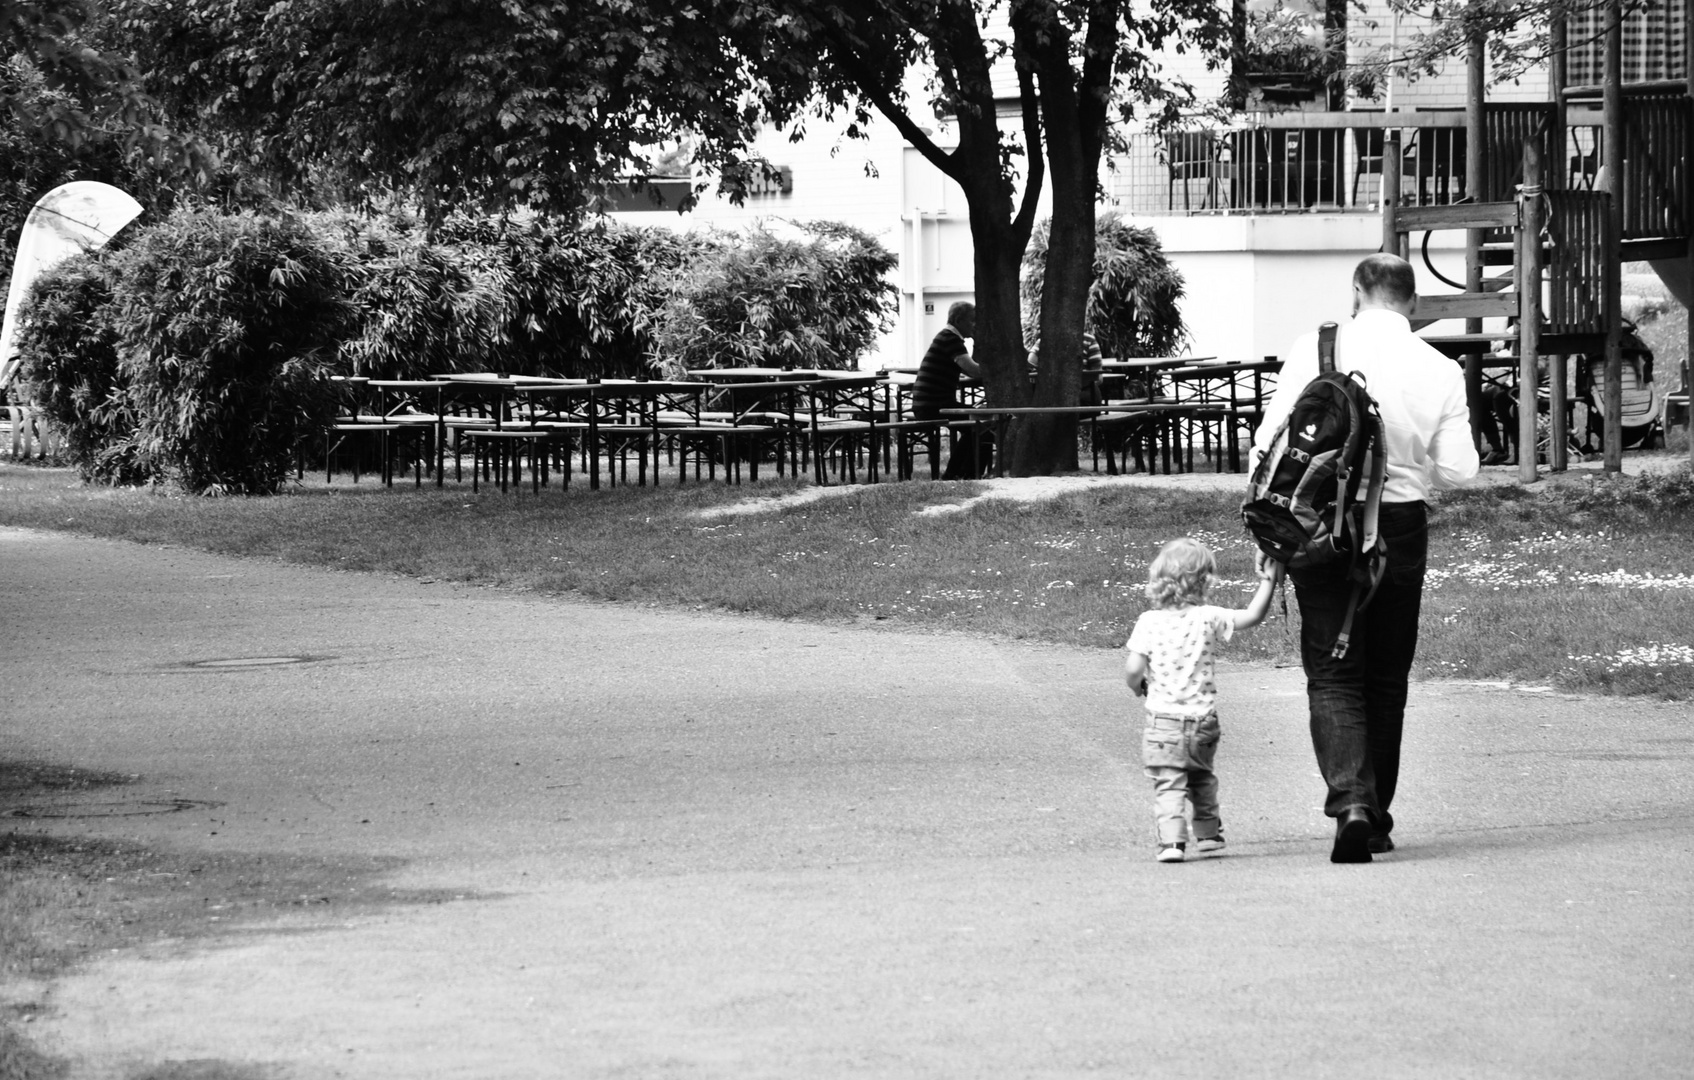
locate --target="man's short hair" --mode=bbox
[1353,254,1417,305]
[947,301,975,325]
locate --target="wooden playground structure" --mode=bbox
[1372,0,1692,482]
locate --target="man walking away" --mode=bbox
[1250,253,1479,863]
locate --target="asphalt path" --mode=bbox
[2,524,1690,1079]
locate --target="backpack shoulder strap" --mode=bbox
[1360,432,1387,550]
[1317,322,1339,375]
[1334,411,1391,659]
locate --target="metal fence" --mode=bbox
[1104,118,1610,218]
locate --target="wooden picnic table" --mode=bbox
[1097,357,1207,401]
[686,367,804,382]
[1101,356,1213,370]
[1163,360,1284,472]
[688,367,886,383]
[517,379,715,489]
[691,374,893,483]
[939,401,1169,477]
[1165,359,1283,402]
[364,378,465,485]
[396,375,718,489]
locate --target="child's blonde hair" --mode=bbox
[1144,537,1216,609]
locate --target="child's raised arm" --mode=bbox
[1231,564,1283,631]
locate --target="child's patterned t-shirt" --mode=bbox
[1126,605,1235,717]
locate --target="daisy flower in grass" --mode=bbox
[1568,643,1694,672]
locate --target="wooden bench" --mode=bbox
[882,418,946,480]
[462,428,548,494]
[659,420,778,484]
[325,420,407,486]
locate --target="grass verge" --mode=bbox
[2,462,1692,696]
[0,761,467,1080]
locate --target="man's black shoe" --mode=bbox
[1331,807,1373,863]
[1368,832,1395,854]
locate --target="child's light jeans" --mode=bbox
[1143,710,1222,845]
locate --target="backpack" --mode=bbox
[1241,322,1387,659]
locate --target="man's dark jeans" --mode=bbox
[1289,501,1428,835]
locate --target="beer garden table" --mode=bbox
[1163,358,1284,472]
[938,401,1187,478]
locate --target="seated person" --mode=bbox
[1026,329,1155,473]
[912,301,990,479]
[1476,337,1528,464]
[1478,381,1520,465]
[1577,328,1659,450]
[1024,329,1105,408]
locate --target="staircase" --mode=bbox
[1392,194,1610,361]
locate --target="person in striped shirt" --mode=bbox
[911,301,990,479]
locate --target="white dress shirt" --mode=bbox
[1250,309,1480,503]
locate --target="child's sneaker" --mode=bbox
[1194,833,1226,853]
[1156,843,1186,863]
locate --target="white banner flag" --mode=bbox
[0,181,143,389]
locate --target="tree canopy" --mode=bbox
[106,0,1236,473]
[2,0,206,174]
[110,0,796,215]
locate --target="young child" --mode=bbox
[1125,537,1280,863]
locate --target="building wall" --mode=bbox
[1145,216,1471,361]
[1156,0,1555,110]
[1350,0,1551,108]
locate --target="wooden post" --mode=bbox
[1382,130,1402,254]
[1602,0,1624,472]
[1550,3,1568,193]
[1550,14,1567,118]
[1518,141,1543,484]
[1547,0,1569,472]
[1464,23,1488,451]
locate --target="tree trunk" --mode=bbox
[1013,184,1095,474]
[1000,1,1107,476]
[968,210,1034,408]
[867,2,1115,476]
[1010,74,1098,471]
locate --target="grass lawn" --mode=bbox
[2,460,1692,698]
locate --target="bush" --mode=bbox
[105,208,349,494]
[650,220,897,372]
[1021,211,1189,361]
[14,254,140,481]
[13,208,896,492]
[326,212,509,379]
[497,217,713,379]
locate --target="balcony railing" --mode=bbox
[1106,108,1652,222]
[1108,121,1470,216]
